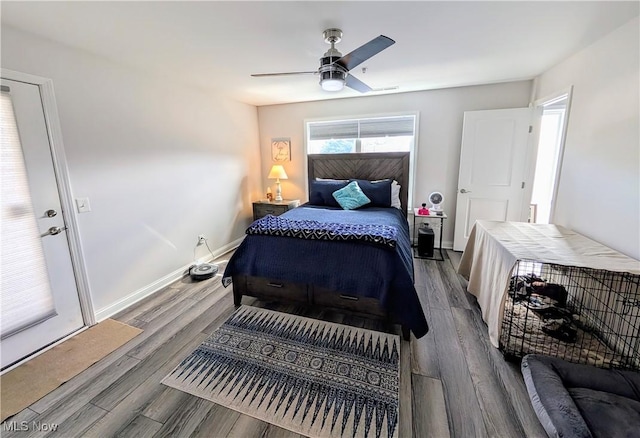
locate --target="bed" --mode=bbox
[222,152,429,340]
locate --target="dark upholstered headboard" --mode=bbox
[307,152,410,215]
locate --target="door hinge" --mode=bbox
[528,125,533,133]
[521,182,525,189]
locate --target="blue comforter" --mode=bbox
[222,205,429,338]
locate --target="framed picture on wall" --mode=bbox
[271,138,291,162]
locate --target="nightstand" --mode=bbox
[252,200,300,220]
[412,208,447,261]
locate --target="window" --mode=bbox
[305,113,418,209]
[306,114,416,154]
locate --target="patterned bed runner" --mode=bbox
[247,215,398,250]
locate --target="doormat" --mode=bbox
[1,319,142,421]
[162,305,400,438]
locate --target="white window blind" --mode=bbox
[307,114,417,156]
[359,117,415,138]
[308,120,359,140]
[1,90,56,339]
[308,115,415,141]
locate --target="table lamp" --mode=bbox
[268,165,288,202]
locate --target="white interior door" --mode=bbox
[453,108,533,251]
[1,78,84,369]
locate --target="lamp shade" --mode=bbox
[268,165,288,180]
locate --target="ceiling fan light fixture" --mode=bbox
[319,65,346,92]
[321,78,345,91]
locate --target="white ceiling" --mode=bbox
[2,1,638,106]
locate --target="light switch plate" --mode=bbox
[76,197,91,213]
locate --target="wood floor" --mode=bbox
[3,251,547,437]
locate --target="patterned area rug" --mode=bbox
[162,306,400,438]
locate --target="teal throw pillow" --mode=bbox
[332,181,371,210]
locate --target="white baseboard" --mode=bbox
[94,237,244,322]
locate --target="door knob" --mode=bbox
[44,226,66,236]
[45,209,57,218]
[460,189,472,194]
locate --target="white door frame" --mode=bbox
[1,68,95,326]
[528,86,574,223]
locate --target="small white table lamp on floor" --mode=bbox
[268,165,288,202]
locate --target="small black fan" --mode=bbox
[251,29,395,93]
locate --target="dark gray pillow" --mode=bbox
[309,180,348,207]
[569,387,640,438]
[349,179,392,207]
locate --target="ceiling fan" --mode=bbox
[251,28,395,93]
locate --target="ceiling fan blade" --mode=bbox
[251,71,318,77]
[345,74,372,93]
[335,35,395,71]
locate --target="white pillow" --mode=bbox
[391,181,401,209]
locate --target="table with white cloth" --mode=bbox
[457,220,640,348]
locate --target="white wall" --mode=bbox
[534,16,639,259]
[257,81,532,247]
[2,26,262,317]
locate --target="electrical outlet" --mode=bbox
[198,235,206,245]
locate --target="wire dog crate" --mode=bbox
[499,259,640,371]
